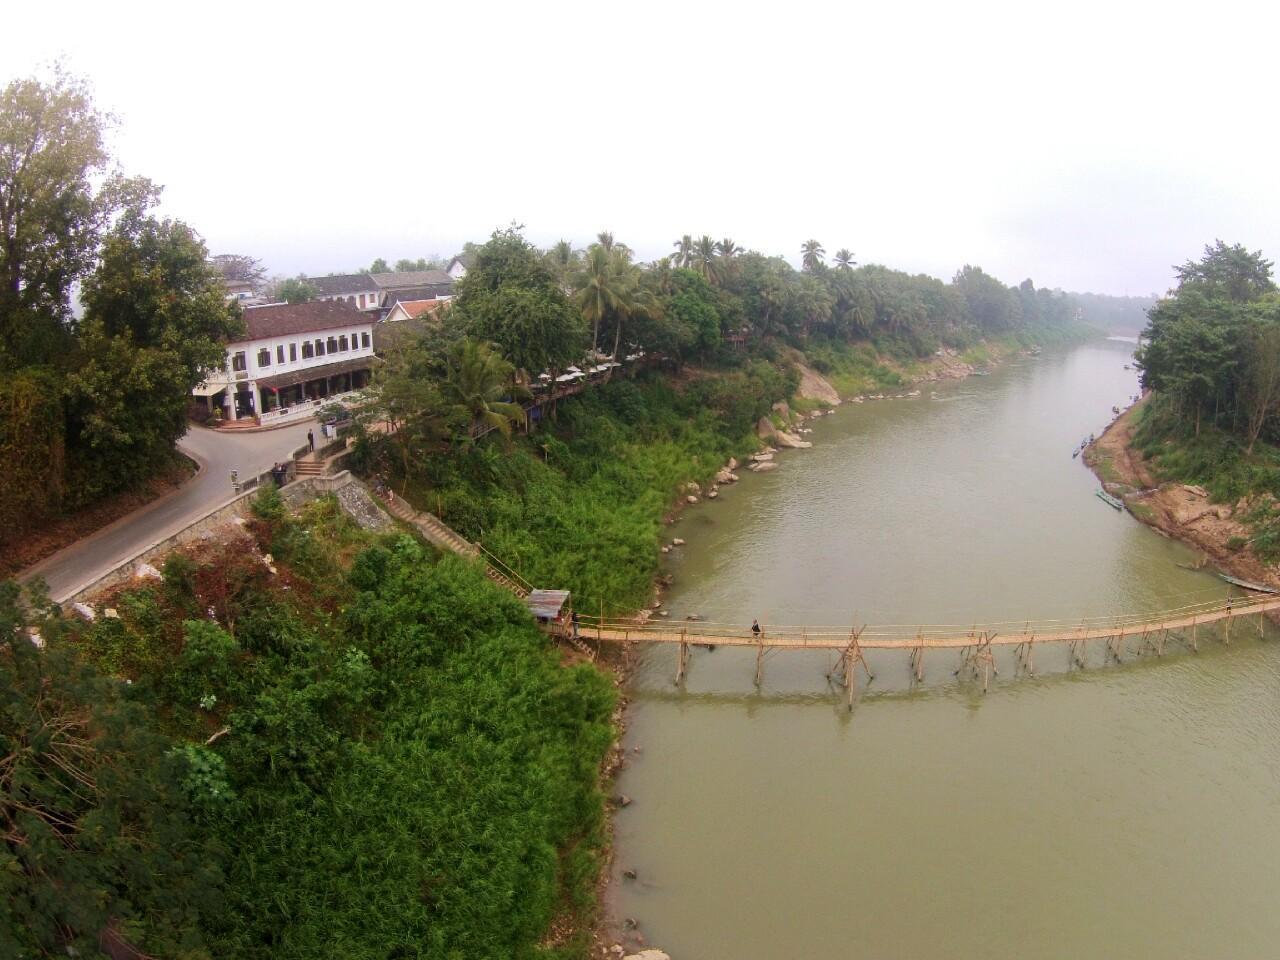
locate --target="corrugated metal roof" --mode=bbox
[525,589,570,619]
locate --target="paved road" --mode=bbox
[22,421,316,602]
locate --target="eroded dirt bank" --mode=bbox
[1086,399,1280,590]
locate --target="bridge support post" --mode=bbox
[1224,607,1232,645]
[1261,610,1266,639]
[1107,631,1124,664]
[755,634,765,687]
[675,627,688,684]
[839,626,869,710]
[1191,616,1198,653]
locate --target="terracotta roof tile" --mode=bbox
[233,300,372,343]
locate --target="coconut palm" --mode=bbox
[572,245,629,355]
[715,238,744,258]
[801,239,826,271]
[442,340,528,441]
[834,248,856,270]
[672,234,694,269]
[695,235,719,284]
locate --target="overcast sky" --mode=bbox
[9,0,1278,296]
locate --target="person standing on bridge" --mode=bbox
[572,611,580,640]
[752,619,762,639]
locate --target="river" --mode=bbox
[610,338,1280,959]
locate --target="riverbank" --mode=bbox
[1086,400,1280,590]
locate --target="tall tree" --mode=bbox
[0,70,156,366]
[66,216,241,500]
[1174,240,1275,304]
[368,257,389,273]
[573,244,630,356]
[834,249,856,270]
[450,226,584,376]
[272,276,318,304]
[1240,304,1280,453]
[672,234,694,269]
[694,235,719,284]
[800,239,826,271]
[715,238,743,259]
[209,254,265,286]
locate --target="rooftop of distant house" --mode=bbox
[390,299,448,321]
[384,283,454,303]
[231,300,371,343]
[371,269,452,289]
[306,273,379,297]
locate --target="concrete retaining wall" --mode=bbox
[64,472,359,607]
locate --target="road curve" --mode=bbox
[21,420,315,602]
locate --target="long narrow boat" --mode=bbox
[1218,572,1280,594]
[1095,489,1124,510]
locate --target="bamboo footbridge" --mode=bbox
[579,593,1280,707]
[374,492,1280,708]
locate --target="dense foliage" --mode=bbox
[1136,241,1280,445]
[361,363,794,614]
[1129,242,1280,558]
[3,496,615,958]
[0,73,240,544]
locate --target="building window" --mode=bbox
[231,351,247,372]
[289,342,297,362]
[316,339,325,357]
[302,341,313,359]
[276,345,285,364]
[358,294,365,308]
[257,348,271,367]
[327,336,338,353]
[339,335,349,351]
[361,332,370,348]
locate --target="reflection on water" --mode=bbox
[610,341,1280,959]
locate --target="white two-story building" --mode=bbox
[193,300,378,426]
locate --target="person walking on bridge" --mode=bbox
[751,618,762,639]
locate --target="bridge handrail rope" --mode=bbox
[568,592,1277,645]
[577,592,1261,629]
[477,545,534,592]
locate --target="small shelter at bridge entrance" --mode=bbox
[525,589,571,634]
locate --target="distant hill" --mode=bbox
[1068,291,1157,334]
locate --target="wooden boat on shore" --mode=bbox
[1218,573,1280,594]
[1096,489,1124,510]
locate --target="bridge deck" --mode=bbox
[579,594,1280,649]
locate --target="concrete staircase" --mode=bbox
[294,456,326,477]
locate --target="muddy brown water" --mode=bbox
[610,339,1280,959]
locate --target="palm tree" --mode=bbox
[801,239,826,271]
[672,234,694,269]
[596,231,615,251]
[695,235,719,284]
[572,245,629,355]
[715,238,743,258]
[442,340,528,441]
[834,248,856,270]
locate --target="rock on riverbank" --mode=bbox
[1086,400,1280,590]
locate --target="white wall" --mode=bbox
[223,322,376,380]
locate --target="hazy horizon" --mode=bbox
[10,1,1279,298]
